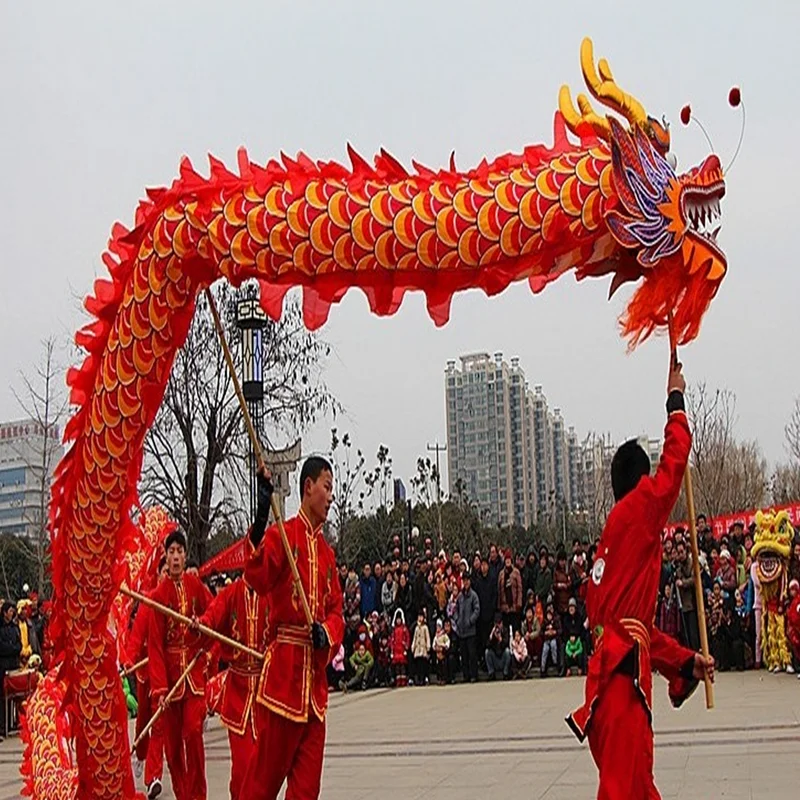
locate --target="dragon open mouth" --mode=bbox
[756,551,782,584]
[682,181,726,259]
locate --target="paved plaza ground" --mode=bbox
[0,671,797,798]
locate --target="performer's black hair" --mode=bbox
[157,556,167,572]
[299,456,333,497]
[611,440,651,501]
[164,529,187,552]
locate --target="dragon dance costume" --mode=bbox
[149,572,213,800]
[240,510,344,800]
[199,579,269,800]
[568,391,700,799]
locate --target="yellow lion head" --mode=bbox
[752,510,793,585]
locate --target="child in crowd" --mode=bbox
[443,619,459,683]
[708,581,728,671]
[327,644,346,690]
[433,618,451,686]
[410,611,431,686]
[540,606,560,677]
[390,609,410,687]
[564,633,585,676]
[511,629,530,678]
[341,642,374,692]
[374,631,392,687]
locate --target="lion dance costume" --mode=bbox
[21,37,729,799]
[752,510,794,672]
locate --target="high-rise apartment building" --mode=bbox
[0,419,63,539]
[445,355,663,531]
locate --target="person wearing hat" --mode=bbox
[567,359,714,798]
[149,528,213,800]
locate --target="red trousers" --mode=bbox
[163,693,207,800]
[228,725,258,800]
[239,708,326,800]
[588,671,660,800]
[134,682,164,784]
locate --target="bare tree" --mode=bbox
[685,384,769,517]
[328,428,367,555]
[786,397,800,463]
[771,463,800,506]
[12,337,68,594]
[140,285,338,564]
[580,432,615,534]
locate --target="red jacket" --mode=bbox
[568,408,698,741]
[148,572,213,701]
[390,624,410,664]
[245,511,344,723]
[199,579,269,738]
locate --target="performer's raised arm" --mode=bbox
[245,470,284,597]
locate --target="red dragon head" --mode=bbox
[560,38,727,347]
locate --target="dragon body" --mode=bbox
[32,39,727,798]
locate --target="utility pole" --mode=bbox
[427,440,447,547]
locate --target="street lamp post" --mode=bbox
[236,290,267,522]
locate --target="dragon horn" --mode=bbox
[558,85,610,140]
[580,37,648,129]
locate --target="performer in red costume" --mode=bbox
[239,456,344,800]
[148,529,213,800]
[197,577,269,800]
[127,556,169,799]
[567,361,715,799]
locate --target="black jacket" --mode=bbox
[473,572,498,623]
[0,620,21,673]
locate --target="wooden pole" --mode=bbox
[668,314,714,709]
[121,656,148,679]
[131,651,203,752]
[204,287,314,629]
[120,585,264,661]
[683,471,715,709]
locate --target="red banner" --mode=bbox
[665,503,800,539]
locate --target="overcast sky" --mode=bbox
[1,2,797,508]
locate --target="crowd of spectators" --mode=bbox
[329,519,800,693]
[331,537,597,691]
[660,516,800,675]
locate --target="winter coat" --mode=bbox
[473,572,498,623]
[0,619,22,673]
[497,567,523,614]
[511,637,528,663]
[562,610,584,640]
[433,630,450,655]
[343,576,362,632]
[553,566,571,614]
[360,575,378,617]
[533,567,553,603]
[411,623,431,659]
[521,616,541,641]
[396,582,414,624]
[390,624,410,665]
[455,588,480,638]
[349,649,374,672]
[381,580,398,617]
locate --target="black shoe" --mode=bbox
[147,779,162,799]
